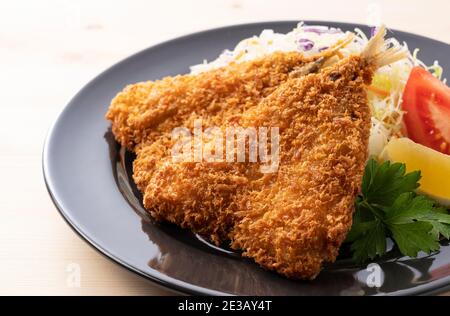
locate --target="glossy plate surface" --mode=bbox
[43,21,450,295]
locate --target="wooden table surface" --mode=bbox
[1,0,449,295]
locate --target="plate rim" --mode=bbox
[43,20,450,296]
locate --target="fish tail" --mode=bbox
[362,25,407,68]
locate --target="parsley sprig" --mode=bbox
[347,158,450,263]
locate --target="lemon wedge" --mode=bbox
[380,138,450,207]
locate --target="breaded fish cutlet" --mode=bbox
[106,26,406,279]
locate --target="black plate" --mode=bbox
[43,21,450,295]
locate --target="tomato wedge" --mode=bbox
[402,66,450,155]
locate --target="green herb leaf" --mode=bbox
[346,220,376,242]
[349,220,386,263]
[384,193,436,224]
[429,221,450,240]
[388,221,439,257]
[347,158,450,263]
[361,159,421,206]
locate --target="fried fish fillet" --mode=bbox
[107,27,406,279]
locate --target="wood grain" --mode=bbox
[0,0,448,295]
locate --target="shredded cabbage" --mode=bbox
[189,23,445,156]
